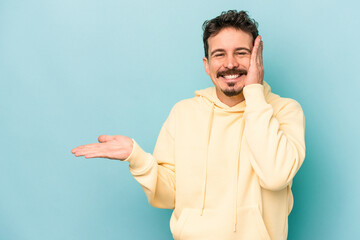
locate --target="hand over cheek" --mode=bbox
[244,35,264,86]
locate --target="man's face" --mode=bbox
[203,27,253,98]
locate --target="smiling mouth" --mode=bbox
[217,69,247,80]
[218,73,246,84]
[221,74,242,79]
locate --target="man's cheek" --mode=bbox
[240,57,251,69]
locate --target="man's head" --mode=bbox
[202,10,259,101]
[203,10,258,59]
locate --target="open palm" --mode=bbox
[72,135,133,160]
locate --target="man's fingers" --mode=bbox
[251,35,261,63]
[84,152,106,159]
[98,135,116,143]
[259,40,264,82]
[73,149,94,156]
[74,149,103,157]
[73,143,101,151]
[260,40,263,63]
[72,143,103,156]
[257,40,263,66]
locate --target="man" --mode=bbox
[72,10,305,240]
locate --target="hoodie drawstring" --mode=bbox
[233,118,244,232]
[233,144,239,231]
[201,102,214,216]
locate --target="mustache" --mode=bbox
[217,68,247,78]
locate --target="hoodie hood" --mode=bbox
[195,81,272,112]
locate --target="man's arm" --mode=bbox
[242,36,305,191]
[123,120,176,209]
[243,87,305,191]
[71,110,176,209]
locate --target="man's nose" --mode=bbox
[224,55,239,69]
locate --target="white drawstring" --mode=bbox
[233,118,244,232]
[201,102,214,216]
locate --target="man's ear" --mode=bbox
[203,57,210,76]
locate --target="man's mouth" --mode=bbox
[222,74,242,79]
[217,69,247,80]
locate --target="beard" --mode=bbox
[222,83,244,97]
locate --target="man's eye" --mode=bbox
[214,53,224,57]
[236,52,247,55]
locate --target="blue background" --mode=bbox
[1,0,359,239]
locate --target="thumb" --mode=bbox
[98,135,116,143]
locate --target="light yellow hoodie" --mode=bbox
[125,82,305,240]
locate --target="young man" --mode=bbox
[72,10,305,240]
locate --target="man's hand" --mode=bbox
[244,35,264,86]
[72,135,133,160]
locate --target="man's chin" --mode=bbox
[222,87,244,97]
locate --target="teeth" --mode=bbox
[223,75,239,79]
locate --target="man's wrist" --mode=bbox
[123,140,155,174]
[243,84,267,107]
[123,139,135,161]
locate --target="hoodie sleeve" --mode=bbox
[123,108,176,209]
[243,83,306,191]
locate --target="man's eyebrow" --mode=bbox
[210,47,251,56]
[235,47,251,53]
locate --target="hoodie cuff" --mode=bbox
[243,84,267,107]
[123,140,154,174]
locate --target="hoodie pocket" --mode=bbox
[172,208,191,240]
[171,206,271,240]
[242,205,271,240]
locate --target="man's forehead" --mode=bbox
[208,27,253,50]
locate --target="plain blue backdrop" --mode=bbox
[1,0,359,239]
